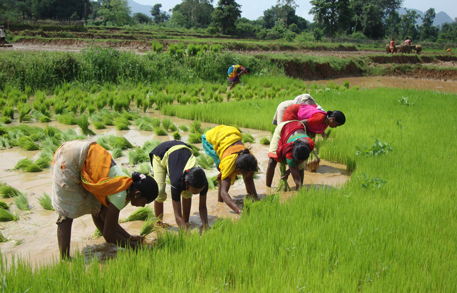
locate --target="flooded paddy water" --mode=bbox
[1,75,456,267]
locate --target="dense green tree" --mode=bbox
[310,0,351,36]
[399,9,420,41]
[167,9,188,28]
[263,4,307,31]
[133,12,152,24]
[30,0,85,20]
[362,4,384,39]
[436,22,457,43]
[385,10,401,37]
[211,0,241,35]
[98,0,132,26]
[150,3,169,24]
[420,8,438,41]
[170,0,214,28]
[276,0,297,26]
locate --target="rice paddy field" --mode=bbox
[0,47,456,292]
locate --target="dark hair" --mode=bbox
[327,110,346,125]
[292,140,310,162]
[245,67,251,74]
[183,167,207,189]
[131,172,158,203]
[235,149,257,173]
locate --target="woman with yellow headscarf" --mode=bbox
[202,125,259,214]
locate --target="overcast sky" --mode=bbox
[133,0,457,22]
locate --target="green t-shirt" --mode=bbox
[106,165,129,210]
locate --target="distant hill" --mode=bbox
[127,0,153,17]
[398,8,454,26]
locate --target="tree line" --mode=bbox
[0,0,456,43]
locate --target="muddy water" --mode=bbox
[0,115,350,267]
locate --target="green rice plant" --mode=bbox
[190,121,202,134]
[137,120,154,131]
[0,208,18,222]
[14,158,41,172]
[0,231,7,242]
[1,116,12,124]
[188,143,200,157]
[112,148,123,159]
[3,106,14,120]
[152,41,163,53]
[14,193,30,211]
[38,192,54,211]
[179,125,189,132]
[140,216,159,236]
[0,137,10,149]
[17,137,40,151]
[120,206,153,223]
[35,157,51,169]
[111,136,133,150]
[93,121,106,129]
[18,103,32,122]
[142,139,160,153]
[151,117,161,128]
[57,114,77,125]
[242,132,255,143]
[128,148,149,165]
[93,228,103,238]
[276,162,291,192]
[188,133,202,144]
[38,115,51,122]
[260,137,270,145]
[161,118,172,132]
[197,154,214,170]
[136,163,152,176]
[115,120,130,130]
[0,200,9,209]
[173,131,181,140]
[77,114,96,136]
[154,127,167,136]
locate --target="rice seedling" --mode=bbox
[93,121,107,129]
[36,192,54,211]
[112,148,123,159]
[120,206,153,222]
[142,139,160,153]
[0,184,24,198]
[276,162,291,192]
[128,148,149,165]
[136,163,152,176]
[179,125,189,132]
[14,193,30,211]
[92,228,102,238]
[111,136,133,150]
[57,114,77,125]
[0,208,18,222]
[260,137,270,145]
[0,137,10,149]
[115,121,130,130]
[0,231,7,242]
[0,200,9,209]
[190,121,202,134]
[161,118,172,132]
[140,216,159,236]
[173,131,181,140]
[188,143,200,157]
[188,133,202,144]
[197,155,214,170]
[3,106,14,120]
[151,118,161,128]
[76,114,96,136]
[18,103,32,122]
[242,132,255,143]
[1,116,12,124]
[154,127,167,136]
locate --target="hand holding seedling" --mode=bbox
[129,234,145,243]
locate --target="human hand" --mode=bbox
[129,235,145,243]
[281,169,290,180]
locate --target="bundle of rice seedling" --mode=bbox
[161,118,172,132]
[77,114,95,136]
[142,139,160,153]
[260,137,270,145]
[93,121,107,129]
[173,131,181,140]
[57,114,77,125]
[188,143,200,157]
[0,184,23,198]
[136,163,152,176]
[120,206,153,222]
[169,123,178,132]
[276,162,291,192]
[188,133,202,144]
[179,125,189,132]
[306,150,320,172]
[18,137,40,151]
[0,231,7,242]
[242,132,255,143]
[151,118,161,128]
[14,193,30,211]
[0,208,18,222]
[3,106,14,120]
[2,117,12,124]
[114,120,129,130]
[154,127,167,136]
[190,121,202,134]
[34,157,51,169]
[112,148,123,159]
[128,148,149,165]
[93,228,103,238]
[111,136,133,150]
[206,175,215,189]
[197,155,214,170]
[0,200,9,209]
[38,192,54,211]
[18,104,32,122]
[140,216,159,236]
[38,116,51,123]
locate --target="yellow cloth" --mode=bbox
[152,144,197,203]
[206,125,243,184]
[80,143,132,207]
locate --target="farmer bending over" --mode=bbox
[228,65,250,90]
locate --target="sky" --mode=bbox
[133,0,457,22]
